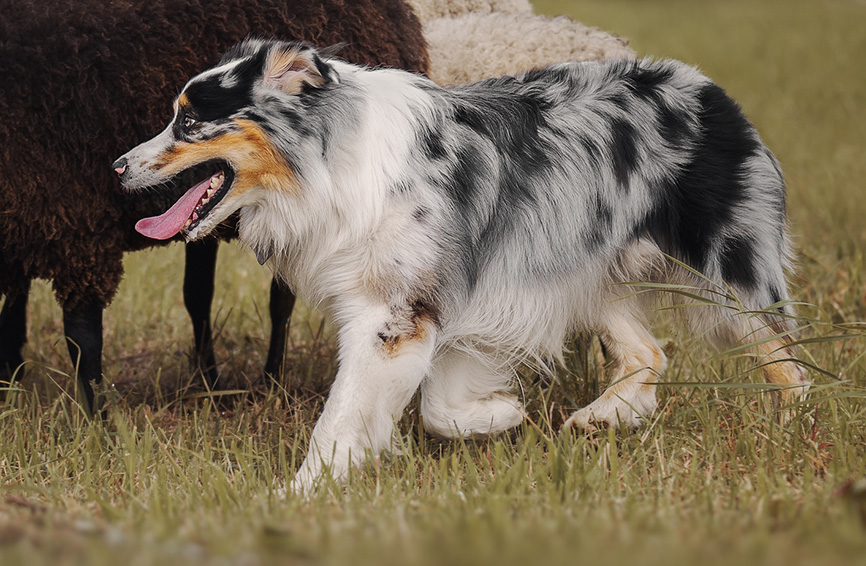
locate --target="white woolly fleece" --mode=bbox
[425,11,635,85]
[408,0,532,25]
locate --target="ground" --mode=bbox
[1,0,865,564]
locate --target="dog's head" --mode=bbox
[113,39,337,241]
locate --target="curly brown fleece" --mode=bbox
[0,0,428,311]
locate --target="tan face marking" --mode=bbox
[152,118,300,199]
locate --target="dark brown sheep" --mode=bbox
[0,0,429,411]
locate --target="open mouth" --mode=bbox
[135,159,235,240]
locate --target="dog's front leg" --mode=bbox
[292,300,437,493]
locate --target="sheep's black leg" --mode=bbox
[0,282,30,386]
[263,277,296,386]
[184,239,219,387]
[62,302,102,413]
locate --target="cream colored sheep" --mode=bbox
[408,0,532,25]
[410,1,635,85]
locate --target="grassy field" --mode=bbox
[2,0,866,564]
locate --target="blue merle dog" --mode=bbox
[114,39,809,491]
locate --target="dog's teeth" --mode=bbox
[209,176,220,189]
[183,218,192,229]
[206,187,215,197]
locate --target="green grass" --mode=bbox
[2,0,866,564]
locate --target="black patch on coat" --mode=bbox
[425,140,487,290]
[420,128,448,161]
[610,116,639,191]
[657,103,693,148]
[624,63,675,102]
[626,63,694,148]
[432,83,558,288]
[439,143,489,211]
[584,194,614,252]
[640,83,760,273]
[451,79,552,174]
[624,63,692,148]
[451,89,550,208]
[769,285,784,309]
[183,50,266,123]
[719,234,758,289]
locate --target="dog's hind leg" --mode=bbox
[291,299,438,493]
[420,349,525,438]
[694,289,810,416]
[683,232,810,417]
[754,332,810,410]
[564,307,666,430]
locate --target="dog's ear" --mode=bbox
[262,45,332,94]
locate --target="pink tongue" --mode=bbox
[135,175,214,240]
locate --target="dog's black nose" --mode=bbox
[112,157,128,176]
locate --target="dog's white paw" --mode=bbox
[423,392,525,438]
[563,387,657,430]
[289,457,327,496]
[474,392,526,433]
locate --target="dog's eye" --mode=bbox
[183,115,196,129]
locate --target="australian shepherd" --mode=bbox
[114,39,809,491]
